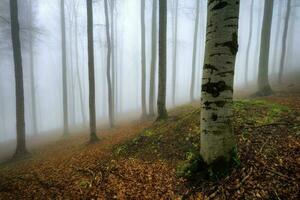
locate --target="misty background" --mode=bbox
[0,0,299,143]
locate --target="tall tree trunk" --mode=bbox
[157,0,168,120]
[272,0,283,74]
[61,0,69,135]
[110,0,116,120]
[257,0,274,96]
[278,0,291,83]
[75,12,86,125]
[149,0,158,117]
[244,0,254,85]
[200,0,239,166]
[104,0,114,128]
[141,0,147,117]
[190,0,200,101]
[28,0,38,135]
[86,0,99,142]
[172,0,178,106]
[10,0,28,156]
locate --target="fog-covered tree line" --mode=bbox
[0,0,300,158]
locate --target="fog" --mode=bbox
[0,0,299,145]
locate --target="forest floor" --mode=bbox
[0,94,299,199]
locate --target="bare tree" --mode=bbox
[257,0,274,96]
[86,0,99,142]
[244,0,254,85]
[141,0,147,118]
[149,0,158,117]
[104,0,114,127]
[171,0,178,106]
[157,0,168,120]
[10,0,28,157]
[60,0,69,135]
[190,0,200,101]
[278,0,292,83]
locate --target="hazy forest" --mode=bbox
[0,0,299,199]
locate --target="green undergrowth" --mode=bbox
[113,99,289,177]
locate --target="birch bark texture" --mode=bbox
[200,0,239,165]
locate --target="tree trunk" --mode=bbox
[75,12,86,125]
[104,0,114,128]
[157,0,168,120]
[172,0,178,106]
[278,0,291,83]
[10,0,28,156]
[61,0,69,135]
[28,0,38,135]
[244,0,254,85]
[190,0,200,101]
[149,0,158,117]
[200,0,239,166]
[86,0,99,142]
[257,0,274,96]
[110,0,116,120]
[141,0,147,117]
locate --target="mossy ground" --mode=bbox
[0,97,299,199]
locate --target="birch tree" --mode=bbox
[200,0,239,166]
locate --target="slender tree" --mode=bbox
[157,0,168,120]
[200,0,239,166]
[86,0,99,142]
[104,0,114,127]
[60,0,69,135]
[278,0,292,83]
[149,0,158,117]
[110,0,116,119]
[141,0,147,117]
[244,0,254,85]
[171,0,178,106]
[190,0,200,101]
[27,0,38,135]
[10,0,28,156]
[257,0,274,96]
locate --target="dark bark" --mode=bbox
[10,0,28,156]
[157,0,168,120]
[86,0,99,142]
